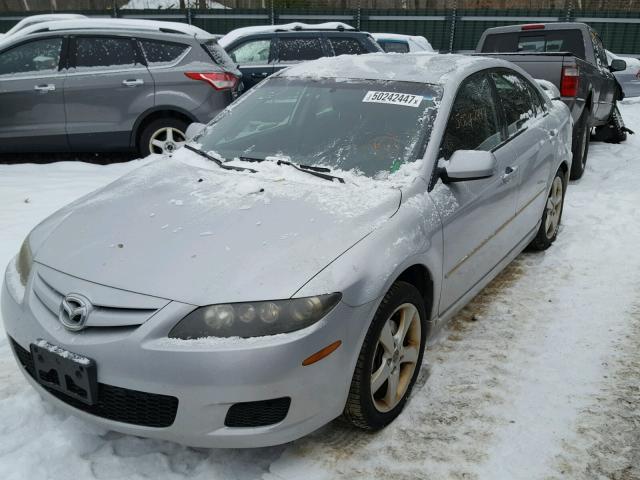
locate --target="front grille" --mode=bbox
[225,397,291,428]
[9,337,178,428]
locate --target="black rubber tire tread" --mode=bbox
[592,105,627,144]
[138,117,188,157]
[529,168,566,251]
[342,281,427,431]
[570,110,590,180]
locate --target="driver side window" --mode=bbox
[440,73,502,160]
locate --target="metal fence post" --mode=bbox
[356,0,361,30]
[565,0,574,22]
[448,0,457,53]
[187,7,192,25]
[270,0,275,25]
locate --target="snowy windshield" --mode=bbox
[195,77,441,178]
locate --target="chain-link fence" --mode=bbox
[2,0,640,53]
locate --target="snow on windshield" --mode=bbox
[193,76,442,178]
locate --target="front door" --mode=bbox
[0,36,68,152]
[434,72,520,315]
[64,35,154,151]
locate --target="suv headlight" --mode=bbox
[16,236,33,286]
[168,293,341,339]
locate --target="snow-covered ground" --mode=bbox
[1,102,639,479]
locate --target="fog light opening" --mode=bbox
[302,340,342,366]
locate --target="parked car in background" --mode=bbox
[218,22,381,89]
[0,13,86,40]
[3,53,572,448]
[0,18,240,156]
[607,49,640,97]
[372,33,434,53]
[476,22,627,180]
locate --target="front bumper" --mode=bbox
[1,263,376,448]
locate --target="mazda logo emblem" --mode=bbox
[59,293,92,332]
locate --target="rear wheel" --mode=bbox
[138,117,188,157]
[593,105,627,144]
[570,110,590,180]
[343,281,427,430]
[529,169,566,251]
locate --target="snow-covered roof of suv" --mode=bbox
[372,33,435,53]
[277,53,505,86]
[8,18,211,40]
[218,22,356,48]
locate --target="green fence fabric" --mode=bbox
[1,7,639,54]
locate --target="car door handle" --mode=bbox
[502,166,519,183]
[251,72,268,78]
[122,79,144,87]
[548,128,558,137]
[34,84,55,93]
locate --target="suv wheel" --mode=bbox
[139,117,188,157]
[343,281,427,430]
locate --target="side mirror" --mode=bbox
[440,150,497,183]
[185,122,206,141]
[610,58,627,72]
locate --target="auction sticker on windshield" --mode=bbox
[363,91,423,107]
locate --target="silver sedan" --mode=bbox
[2,54,572,448]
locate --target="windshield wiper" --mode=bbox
[185,144,256,173]
[275,159,345,184]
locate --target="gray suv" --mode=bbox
[0,19,241,156]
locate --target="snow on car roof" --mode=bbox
[9,18,211,40]
[218,22,356,48]
[277,53,502,86]
[372,33,435,52]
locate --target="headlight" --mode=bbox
[16,236,33,286]
[168,293,341,339]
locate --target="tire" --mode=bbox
[570,111,590,180]
[592,105,627,144]
[343,281,427,430]
[529,168,566,251]
[138,117,188,157]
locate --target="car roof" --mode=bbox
[8,18,212,40]
[276,53,508,86]
[219,22,357,48]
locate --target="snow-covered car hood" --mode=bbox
[32,155,401,306]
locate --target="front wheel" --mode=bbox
[592,105,627,144]
[529,169,566,251]
[343,281,427,430]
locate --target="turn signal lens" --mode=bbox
[302,341,342,366]
[185,72,238,90]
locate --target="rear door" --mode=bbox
[226,34,275,90]
[64,34,154,151]
[0,36,68,152]
[490,69,554,238]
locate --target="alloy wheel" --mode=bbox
[149,127,186,155]
[370,303,422,413]
[545,176,564,239]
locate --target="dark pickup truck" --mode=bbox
[476,22,628,179]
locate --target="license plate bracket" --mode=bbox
[30,341,97,405]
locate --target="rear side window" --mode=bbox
[329,37,368,55]
[277,37,324,62]
[441,73,502,159]
[0,37,62,76]
[380,41,409,53]
[482,29,586,60]
[75,37,138,69]
[228,39,271,64]
[202,39,238,72]
[491,71,536,135]
[140,39,188,66]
